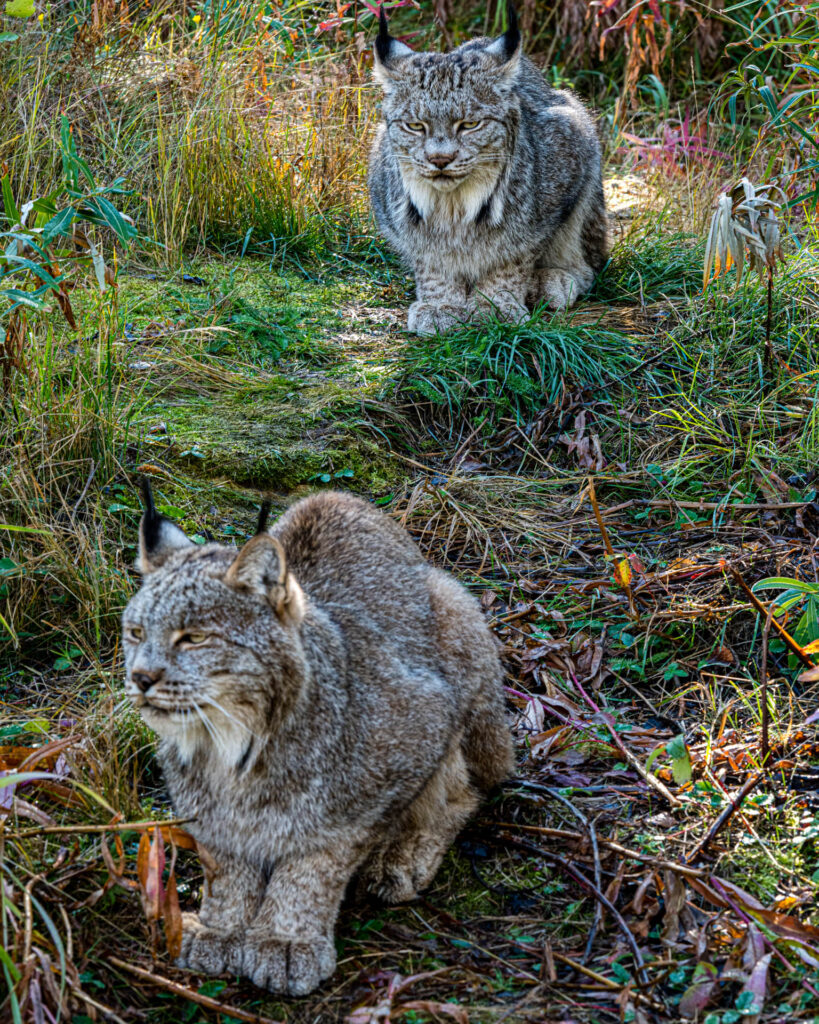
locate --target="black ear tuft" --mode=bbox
[503,1,520,60]
[140,477,161,552]
[256,499,272,536]
[376,4,392,65]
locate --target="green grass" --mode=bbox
[397,311,640,427]
[594,228,705,303]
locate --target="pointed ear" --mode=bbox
[485,1,522,82]
[224,534,306,624]
[138,478,194,573]
[373,5,413,89]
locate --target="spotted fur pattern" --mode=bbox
[368,4,608,334]
[122,490,513,995]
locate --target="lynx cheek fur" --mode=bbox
[122,483,513,996]
[368,2,608,335]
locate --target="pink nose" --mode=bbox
[428,153,456,169]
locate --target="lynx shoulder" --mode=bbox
[368,1,608,335]
[122,482,513,996]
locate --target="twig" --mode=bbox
[730,568,815,667]
[497,833,651,990]
[108,957,284,1024]
[583,818,602,966]
[643,498,812,511]
[492,822,707,878]
[684,771,764,864]
[549,951,665,1010]
[569,673,682,808]
[761,603,773,765]
[5,817,194,839]
[71,983,129,1024]
[70,459,96,520]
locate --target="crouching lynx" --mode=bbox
[122,483,513,996]
[368,2,608,335]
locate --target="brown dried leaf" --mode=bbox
[163,872,183,960]
[137,826,166,921]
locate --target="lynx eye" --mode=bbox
[458,120,482,132]
[125,625,144,643]
[175,631,210,648]
[404,122,426,134]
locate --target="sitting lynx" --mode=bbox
[368,2,608,335]
[122,483,513,996]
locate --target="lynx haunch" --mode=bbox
[122,484,513,995]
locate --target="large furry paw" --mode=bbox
[365,864,419,905]
[239,931,336,996]
[177,913,242,976]
[537,269,590,310]
[407,302,468,336]
[470,294,529,325]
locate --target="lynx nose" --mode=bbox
[428,153,456,169]
[131,669,162,693]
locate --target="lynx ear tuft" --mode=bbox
[224,534,306,624]
[255,499,272,536]
[373,5,413,88]
[485,1,522,79]
[138,478,194,573]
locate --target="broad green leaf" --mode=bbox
[1,172,19,226]
[2,253,63,289]
[752,576,819,593]
[41,207,76,244]
[1,288,47,311]
[82,195,137,245]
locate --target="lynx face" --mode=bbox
[122,500,306,763]
[374,32,521,220]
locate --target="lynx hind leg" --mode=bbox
[427,569,514,792]
[534,187,608,311]
[362,741,480,904]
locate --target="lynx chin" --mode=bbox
[368,1,608,335]
[122,482,513,996]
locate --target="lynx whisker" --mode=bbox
[200,695,260,739]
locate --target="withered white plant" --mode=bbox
[703,177,785,290]
[703,178,786,365]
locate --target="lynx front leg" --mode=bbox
[178,854,265,976]
[408,265,470,336]
[238,846,364,996]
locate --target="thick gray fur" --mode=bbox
[368,5,608,334]
[122,490,513,996]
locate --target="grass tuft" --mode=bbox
[396,310,640,426]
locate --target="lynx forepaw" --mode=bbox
[177,913,242,976]
[470,293,529,325]
[537,268,591,310]
[240,932,336,996]
[407,301,468,336]
[364,865,419,904]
